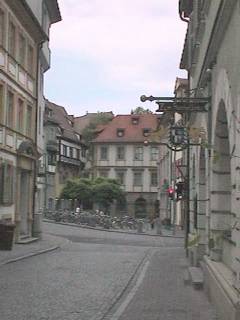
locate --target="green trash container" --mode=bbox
[0,223,16,250]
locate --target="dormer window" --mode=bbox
[117,128,125,137]
[143,128,150,137]
[131,117,139,125]
[57,127,63,136]
[67,119,73,126]
[46,108,53,118]
[75,133,81,140]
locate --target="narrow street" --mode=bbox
[0,223,217,320]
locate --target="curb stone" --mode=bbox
[0,245,60,266]
[93,248,154,320]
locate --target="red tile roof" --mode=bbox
[93,114,160,143]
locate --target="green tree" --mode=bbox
[92,177,125,214]
[81,112,113,146]
[131,106,153,114]
[60,178,93,209]
[60,176,125,213]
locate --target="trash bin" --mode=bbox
[0,222,16,250]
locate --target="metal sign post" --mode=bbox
[140,94,210,251]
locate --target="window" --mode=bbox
[76,149,80,159]
[134,146,143,161]
[17,98,24,132]
[48,153,56,165]
[131,117,139,125]
[117,128,125,137]
[81,148,86,158]
[6,91,14,128]
[116,146,125,160]
[116,171,125,185]
[8,21,16,57]
[26,105,32,137]
[150,170,158,186]
[100,146,108,160]
[0,8,5,46]
[2,162,14,204]
[75,133,80,140]
[19,33,26,66]
[27,44,34,73]
[133,171,142,186]
[0,84,3,124]
[143,128,150,137]
[62,145,67,156]
[72,148,77,159]
[46,108,53,118]
[151,146,158,161]
[69,147,73,158]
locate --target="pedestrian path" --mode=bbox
[0,234,65,266]
[105,248,218,320]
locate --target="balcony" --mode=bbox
[59,155,82,167]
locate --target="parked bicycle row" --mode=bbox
[44,209,149,231]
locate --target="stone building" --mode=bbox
[92,114,160,218]
[179,0,240,318]
[0,0,61,241]
[39,99,87,212]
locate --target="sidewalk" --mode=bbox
[105,248,218,320]
[0,233,66,266]
[43,219,184,238]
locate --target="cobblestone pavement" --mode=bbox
[43,222,184,248]
[0,223,217,320]
[106,248,218,320]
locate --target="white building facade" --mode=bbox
[0,0,61,241]
[179,1,240,318]
[92,114,160,218]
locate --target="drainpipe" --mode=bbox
[32,41,44,238]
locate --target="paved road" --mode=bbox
[43,222,184,248]
[0,223,217,320]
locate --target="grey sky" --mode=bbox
[45,0,187,116]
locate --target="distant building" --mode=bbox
[0,0,61,241]
[39,100,87,212]
[92,114,160,218]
